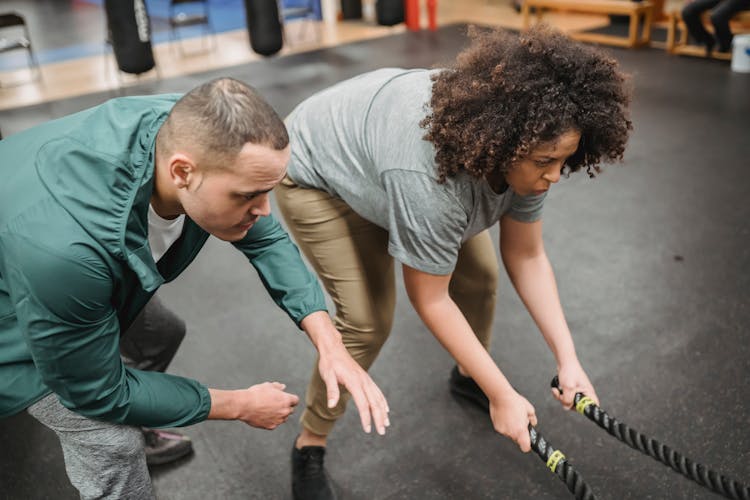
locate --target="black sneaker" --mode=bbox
[449,366,489,412]
[142,428,193,466]
[292,443,337,500]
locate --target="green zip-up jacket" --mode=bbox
[0,94,326,427]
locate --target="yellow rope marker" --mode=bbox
[546,450,565,473]
[576,396,595,415]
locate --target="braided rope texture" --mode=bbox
[577,395,750,500]
[529,426,598,500]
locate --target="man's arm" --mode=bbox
[402,264,537,452]
[233,214,389,435]
[299,310,389,435]
[5,236,211,427]
[499,215,598,408]
[8,234,305,430]
[207,383,299,430]
[232,214,327,326]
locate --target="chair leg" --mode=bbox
[666,12,676,52]
[628,12,638,47]
[642,8,653,45]
[27,46,42,82]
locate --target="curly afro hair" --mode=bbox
[421,25,633,183]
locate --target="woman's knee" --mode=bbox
[454,258,499,297]
[337,312,393,357]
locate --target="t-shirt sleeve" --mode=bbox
[381,170,467,275]
[506,191,547,223]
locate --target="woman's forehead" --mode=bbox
[531,130,581,154]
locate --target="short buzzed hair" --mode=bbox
[157,77,288,168]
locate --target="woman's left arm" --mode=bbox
[499,215,599,408]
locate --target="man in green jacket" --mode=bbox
[0,77,389,499]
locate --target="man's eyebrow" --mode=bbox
[238,188,274,196]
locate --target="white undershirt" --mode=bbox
[148,204,186,262]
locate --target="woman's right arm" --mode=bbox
[401,264,537,452]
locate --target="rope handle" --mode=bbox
[528,423,598,500]
[550,376,750,500]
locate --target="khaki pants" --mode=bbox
[275,176,499,435]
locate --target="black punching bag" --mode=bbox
[376,0,404,25]
[104,0,155,74]
[341,0,363,19]
[244,0,283,57]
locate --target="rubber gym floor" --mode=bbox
[0,8,748,500]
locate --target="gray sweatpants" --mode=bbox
[26,294,186,500]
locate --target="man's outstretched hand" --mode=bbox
[302,311,390,435]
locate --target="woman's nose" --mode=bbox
[543,166,561,184]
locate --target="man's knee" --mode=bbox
[98,426,146,463]
[161,310,187,348]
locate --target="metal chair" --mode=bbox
[169,0,215,55]
[279,0,320,44]
[0,12,41,87]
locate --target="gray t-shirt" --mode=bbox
[286,68,546,275]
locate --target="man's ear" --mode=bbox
[168,153,198,190]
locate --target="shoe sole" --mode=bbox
[146,446,193,466]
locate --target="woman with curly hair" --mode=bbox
[277,25,632,500]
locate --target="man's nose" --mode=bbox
[250,194,271,217]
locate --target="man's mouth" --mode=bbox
[238,218,258,229]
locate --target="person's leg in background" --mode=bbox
[27,393,154,500]
[447,230,500,411]
[119,293,193,465]
[710,0,750,51]
[275,176,396,500]
[682,0,722,52]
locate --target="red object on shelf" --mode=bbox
[405,0,420,31]
[427,0,437,31]
[404,0,438,32]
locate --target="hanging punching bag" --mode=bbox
[244,0,283,57]
[376,0,404,26]
[341,0,363,19]
[104,0,155,74]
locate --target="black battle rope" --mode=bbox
[551,376,750,500]
[528,424,598,500]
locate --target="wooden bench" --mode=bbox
[666,9,750,60]
[521,0,655,48]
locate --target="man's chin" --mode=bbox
[214,227,251,242]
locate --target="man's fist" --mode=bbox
[238,382,300,430]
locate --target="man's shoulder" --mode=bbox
[1,201,108,270]
[104,93,182,108]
